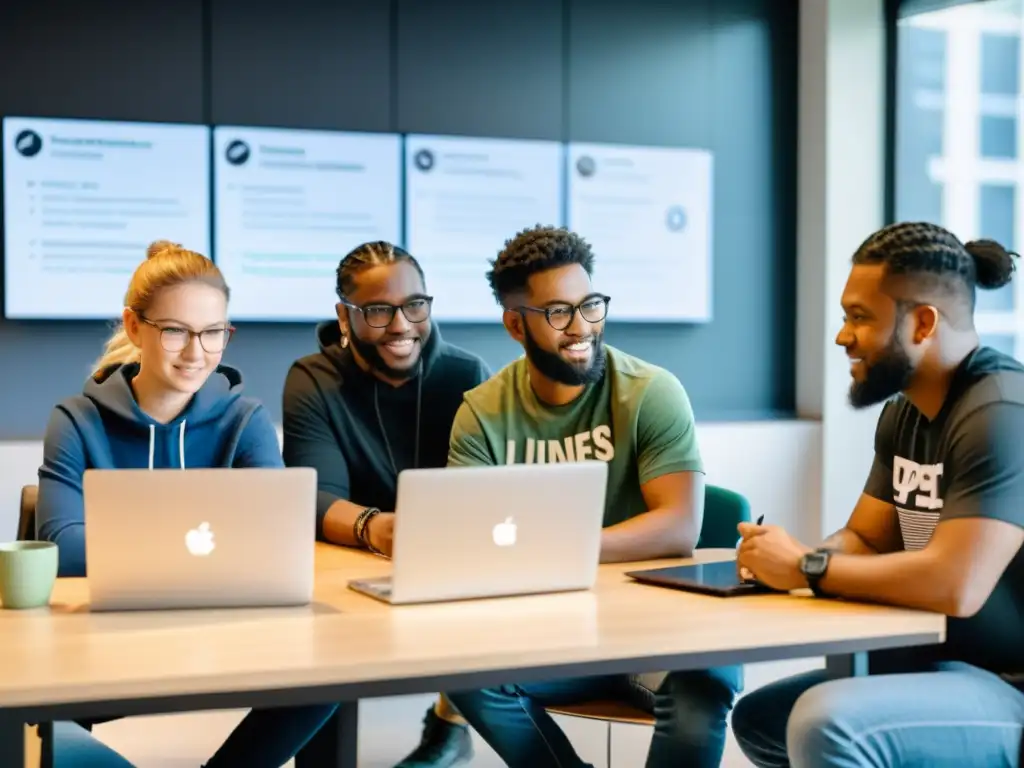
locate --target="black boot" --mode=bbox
[394,706,474,767]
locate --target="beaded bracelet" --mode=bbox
[353,506,383,555]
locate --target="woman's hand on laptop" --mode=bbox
[366,513,395,558]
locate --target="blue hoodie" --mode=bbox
[37,363,283,577]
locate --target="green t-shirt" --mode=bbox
[447,345,704,527]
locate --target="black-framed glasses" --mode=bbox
[518,294,610,331]
[138,316,235,353]
[339,296,434,328]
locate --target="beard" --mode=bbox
[523,324,606,386]
[348,329,423,382]
[848,333,914,409]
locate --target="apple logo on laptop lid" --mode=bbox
[185,522,215,556]
[492,517,517,547]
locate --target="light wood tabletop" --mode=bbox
[0,543,944,714]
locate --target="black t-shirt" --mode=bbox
[864,346,1024,674]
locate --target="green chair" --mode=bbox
[697,484,752,548]
[44,723,135,768]
[546,483,752,767]
[19,485,134,768]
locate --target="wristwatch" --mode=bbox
[799,548,832,597]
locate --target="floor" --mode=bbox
[24,657,821,766]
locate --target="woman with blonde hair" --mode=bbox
[35,240,337,767]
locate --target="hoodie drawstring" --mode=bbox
[374,360,422,476]
[147,421,187,470]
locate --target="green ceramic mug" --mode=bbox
[0,541,58,609]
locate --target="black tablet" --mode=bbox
[625,561,777,597]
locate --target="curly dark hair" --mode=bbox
[852,221,1017,316]
[487,225,595,305]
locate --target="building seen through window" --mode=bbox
[895,0,1024,357]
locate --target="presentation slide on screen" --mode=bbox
[404,134,564,321]
[213,126,402,321]
[567,143,713,322]
[2,116,211,319]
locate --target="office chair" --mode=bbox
[18,485,134,768]
[545,484,752,767]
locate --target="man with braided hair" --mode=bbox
[732,221,1024,767]
[441,225,741,768]
[282,241,490,767]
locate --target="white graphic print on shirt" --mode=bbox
[892,455,943,551]
[503,426,615,465]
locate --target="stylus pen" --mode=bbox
[755,514,764,525]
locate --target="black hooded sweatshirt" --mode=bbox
[282,321,491,539]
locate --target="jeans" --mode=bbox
[446,665,741,768]
[76,704,338,768]
[731,661,1024,767]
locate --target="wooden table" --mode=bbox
[0,545,945,767]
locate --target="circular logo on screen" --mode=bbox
[413,148,435,172]
[14,129,42,158]
[575,155,596,177]
[225,140,251,166]
[666,206,688,233]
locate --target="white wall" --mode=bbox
[797,0,887,538]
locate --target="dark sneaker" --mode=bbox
[394,707,474,767]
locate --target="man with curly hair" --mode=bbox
[440,225,741,767]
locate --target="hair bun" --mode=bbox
[146,239,181,260]
[965,239,1017,290]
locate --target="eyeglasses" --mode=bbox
[339,296,434,328]
[517,295,610,331]
[138,316,235,353]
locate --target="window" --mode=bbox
[904,26,948,91]
[980,114,1017,158]
[980,333,1018,356]
[981,32,1020,95]
[978,184,1017,311]
[895,0,1024,359]
[980,183,1017,247]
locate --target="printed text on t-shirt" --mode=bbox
[504,425,615,464]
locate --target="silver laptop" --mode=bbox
[348,461,608,605]
[83,467,316,611]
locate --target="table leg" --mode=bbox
[825,652,868,678]
[295,701,358,768]
[0,715,25,767]
[39,722,54,768]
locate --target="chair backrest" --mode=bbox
[696,484,751,549]
[18,484,38,542]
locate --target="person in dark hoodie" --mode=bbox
[35,240,338,768]
[282,241,490,768]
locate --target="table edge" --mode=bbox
[2,629,943,720]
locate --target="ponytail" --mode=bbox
[91,327,142,379]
